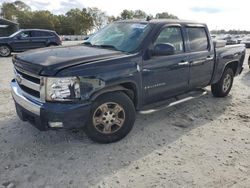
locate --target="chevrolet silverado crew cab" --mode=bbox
[11,20,245,143]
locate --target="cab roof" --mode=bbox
[116,19,207,27]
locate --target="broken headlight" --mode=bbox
[46,77,80,101]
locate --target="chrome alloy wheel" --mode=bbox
[92,102,125,134]
[0,46,10,57]
[222,74,232,92]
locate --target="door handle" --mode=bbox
[178,61,189,66]
[142,69,151,72]
[206,56,214,60]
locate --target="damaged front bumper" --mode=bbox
[11,79,91,131]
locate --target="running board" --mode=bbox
[139,89,208,115]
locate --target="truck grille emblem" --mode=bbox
[16,73,22,84]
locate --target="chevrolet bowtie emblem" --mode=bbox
[16,73,22,84]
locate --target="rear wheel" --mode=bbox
[0,45,11,57]
[47,43,57,47]
[85,92,136,143]
[211,68,234,97]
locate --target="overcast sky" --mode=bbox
[1,0,249,30]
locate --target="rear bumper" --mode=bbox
[11,79,91,130]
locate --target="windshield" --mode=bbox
[84,22,151,53]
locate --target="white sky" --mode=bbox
[2,0,250,30]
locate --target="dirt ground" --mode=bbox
[0,45,249,188]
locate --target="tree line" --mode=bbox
[0,0,178,35]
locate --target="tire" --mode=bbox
[211,68,234,97]
[85,91,136,143]
[0,45,11,57]
[47,43,58,47]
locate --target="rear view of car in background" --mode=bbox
[241,37,250,48]
[0,29,62,57]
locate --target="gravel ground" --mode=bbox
[0,45,249,188]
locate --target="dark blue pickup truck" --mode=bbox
[11,19,245,143]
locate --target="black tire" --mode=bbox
[211,68,234,97]
[85,91,136,143]
[0,45,11,57]
[47,43,57,47]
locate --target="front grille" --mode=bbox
[19,85,40,98]
[15,68,40,84]
[14,67,41,100]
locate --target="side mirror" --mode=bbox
[83,36,89,40]
[153,43,175,56]
[213,40,226,48]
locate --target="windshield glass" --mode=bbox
[84,22,151,53]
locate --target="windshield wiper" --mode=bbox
[82,41,92,46]
[93,44,118,51]
[82,42,121,52]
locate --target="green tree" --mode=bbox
[66,8,93,35]
[0,1,182,35]
[14,0,31,11]
[29,11,56,30]
[120,9,134,20]
[155,12,178,19]
[1,1,31,20]
[1,2,17,20]
[87,7,108,30]
[108,15,119,23]
[56,14,74,35]
[133,10,147,19]
[17,10,33,28]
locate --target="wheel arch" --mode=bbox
[224,61,239,75]
[0,43,13,51]
[90,82,139,109]
[212,60,239,84]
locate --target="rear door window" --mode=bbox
[31,31,53,37]
[186,27,209,51]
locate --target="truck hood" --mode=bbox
[13,45,126,76]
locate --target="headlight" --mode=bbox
[46,77,80,101]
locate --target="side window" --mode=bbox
[155,27,184,54]
[32,31,45,37]
[31,31,52,37]
[47,32,54,36]
[186,27,209,51]
[41,31,53,37]
[20,31,31,38]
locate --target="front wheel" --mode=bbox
[211,68,234,97]
[85,91,136,143]
[0,45,11,57]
